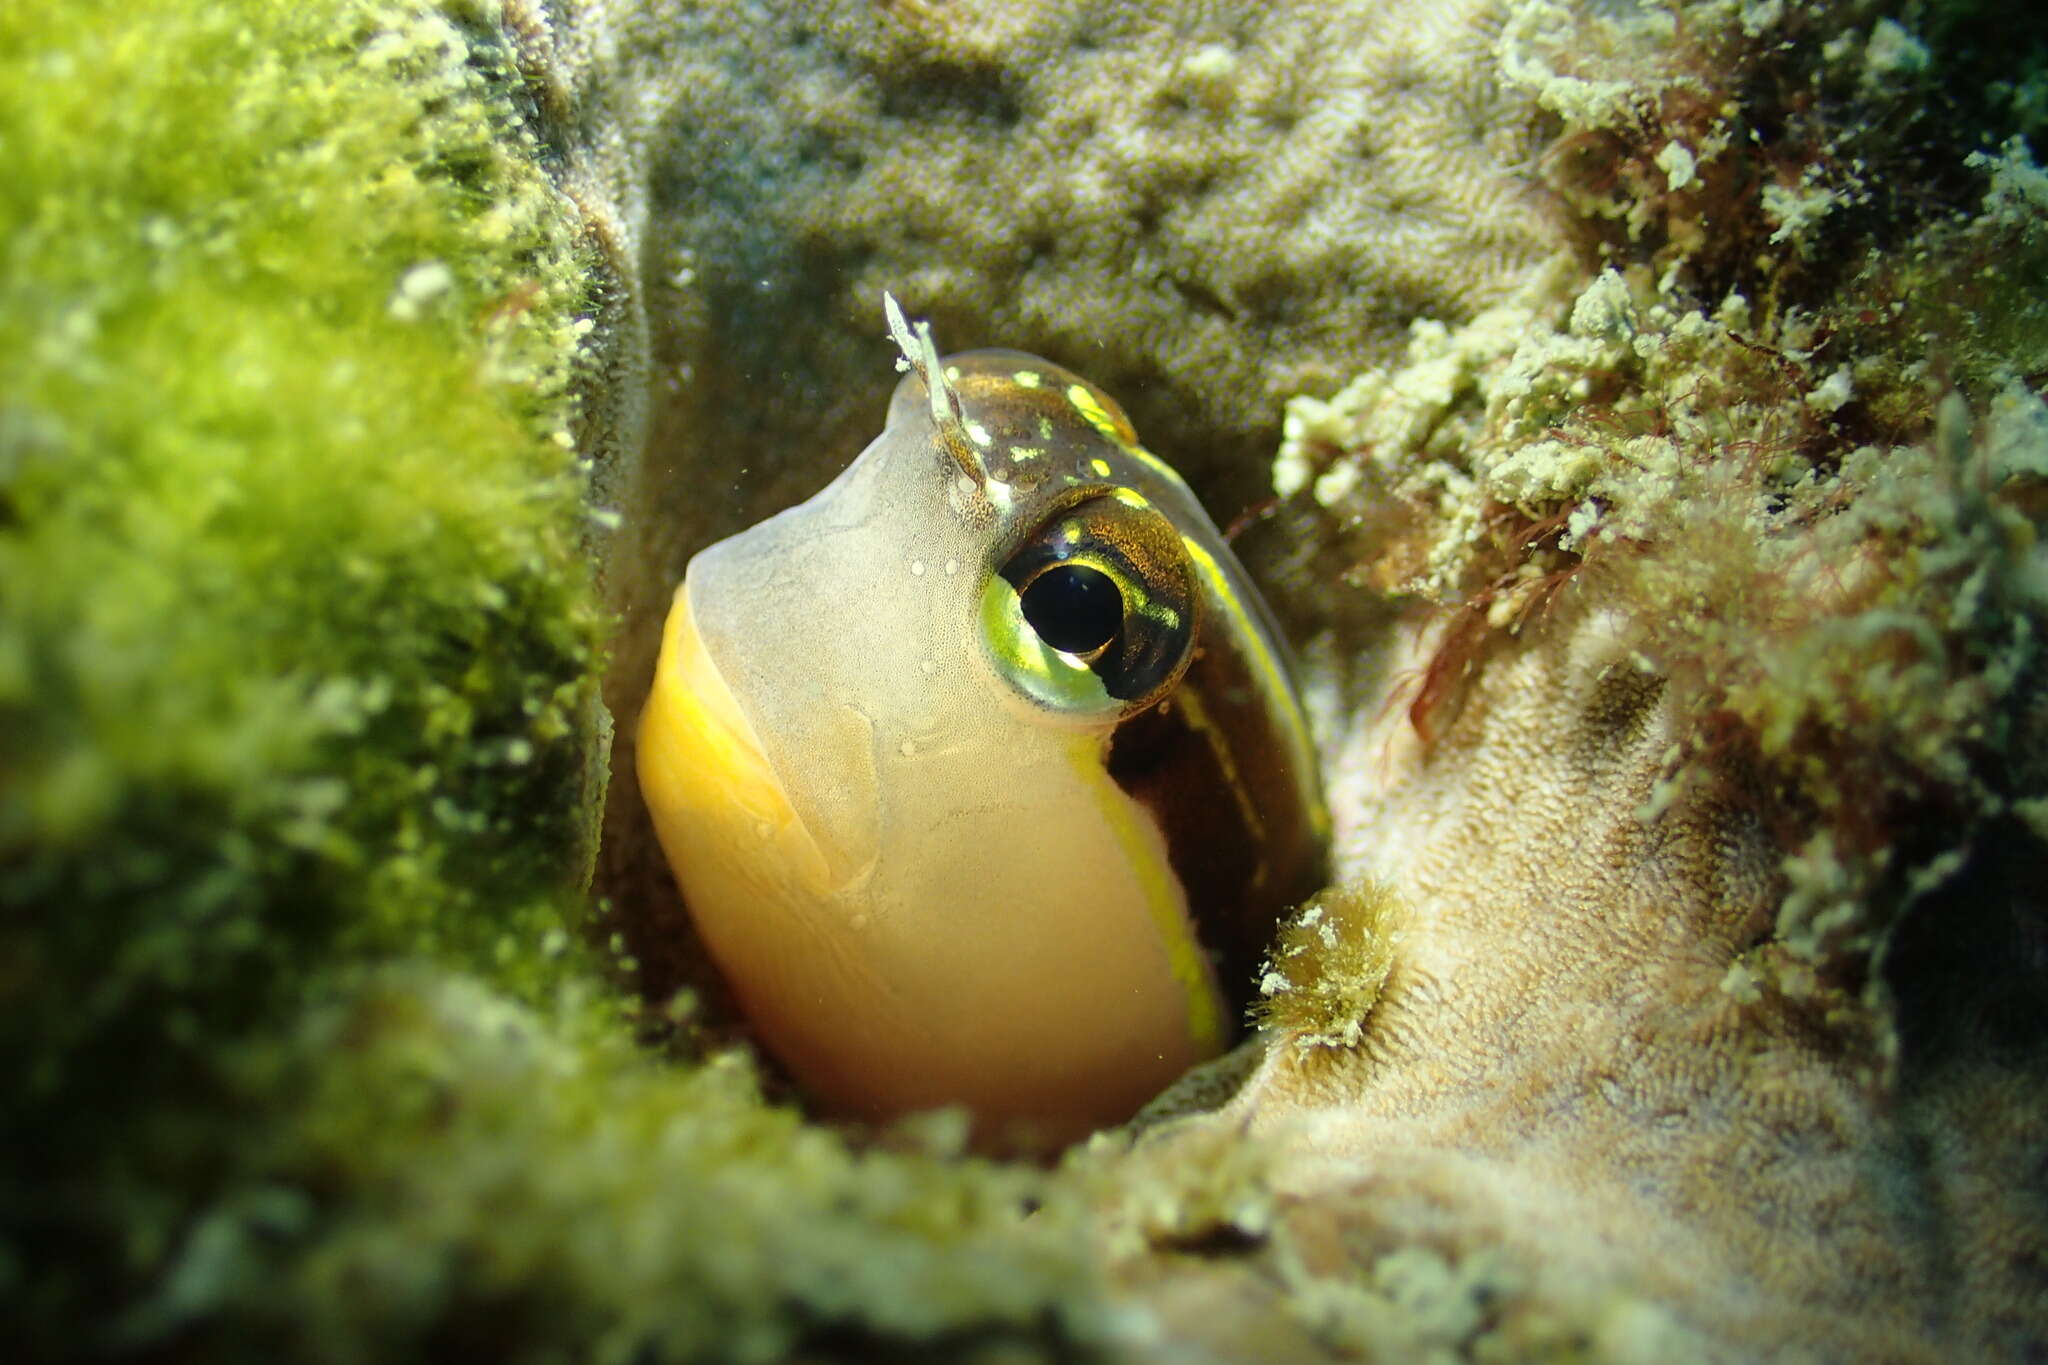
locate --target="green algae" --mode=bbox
[120,969,1109,1364]
[0,0,605,1054]
[0,5,1128,1358]
[0,0,596,1345]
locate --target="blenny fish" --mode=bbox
[638,296,1325,1148]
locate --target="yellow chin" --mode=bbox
[637,587,835,929]
[638,580,1221,1153]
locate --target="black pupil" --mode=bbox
[1020,564,1123,655]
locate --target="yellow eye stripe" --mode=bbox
[1064,734,1226,1054]
[1100,559,1180,632]
[1169,682,1265,850]
[1179,534,1330,844]
[1125,443,1196,496]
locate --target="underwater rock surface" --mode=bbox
[6,0,2047,1361]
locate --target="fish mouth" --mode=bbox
[636,586,838,899]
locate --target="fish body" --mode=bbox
[638,304,1325,1147]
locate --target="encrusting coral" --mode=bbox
[1199,1,2048,1358]
[605,0,1558,494]
[8,0,2048,1361]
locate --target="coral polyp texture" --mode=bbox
[1227,3,2048,1357]
[611,0,1556,482]
[9,0,2048,1361]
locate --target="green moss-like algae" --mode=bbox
[0,0,606,1336]
[3,0,604,1018]
[130,969,1107,1363]
[0,4,1116,1359]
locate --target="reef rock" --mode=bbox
[10,0,2047,1361]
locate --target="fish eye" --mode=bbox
[1019,563,1123,658]
[982,493,1198,717]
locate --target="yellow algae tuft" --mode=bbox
[1253,882,1403,1051]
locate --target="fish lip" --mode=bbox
[678,523,894,890]
[644,583,848,894]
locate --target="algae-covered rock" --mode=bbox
[0,4,1113,1361]
[1,0,609,1340]
[1217,3,2048,1359]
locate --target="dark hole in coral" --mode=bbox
[1165,272,1233,321]
[795,1321,1082,1363]
[1886,815,2048,1071]
[1148,1222,1266,1259]
[875,64,1025,129]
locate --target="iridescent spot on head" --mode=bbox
[1065,382,1132,443]
[1012,370,1043,388]
[1090,458,1113,478]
